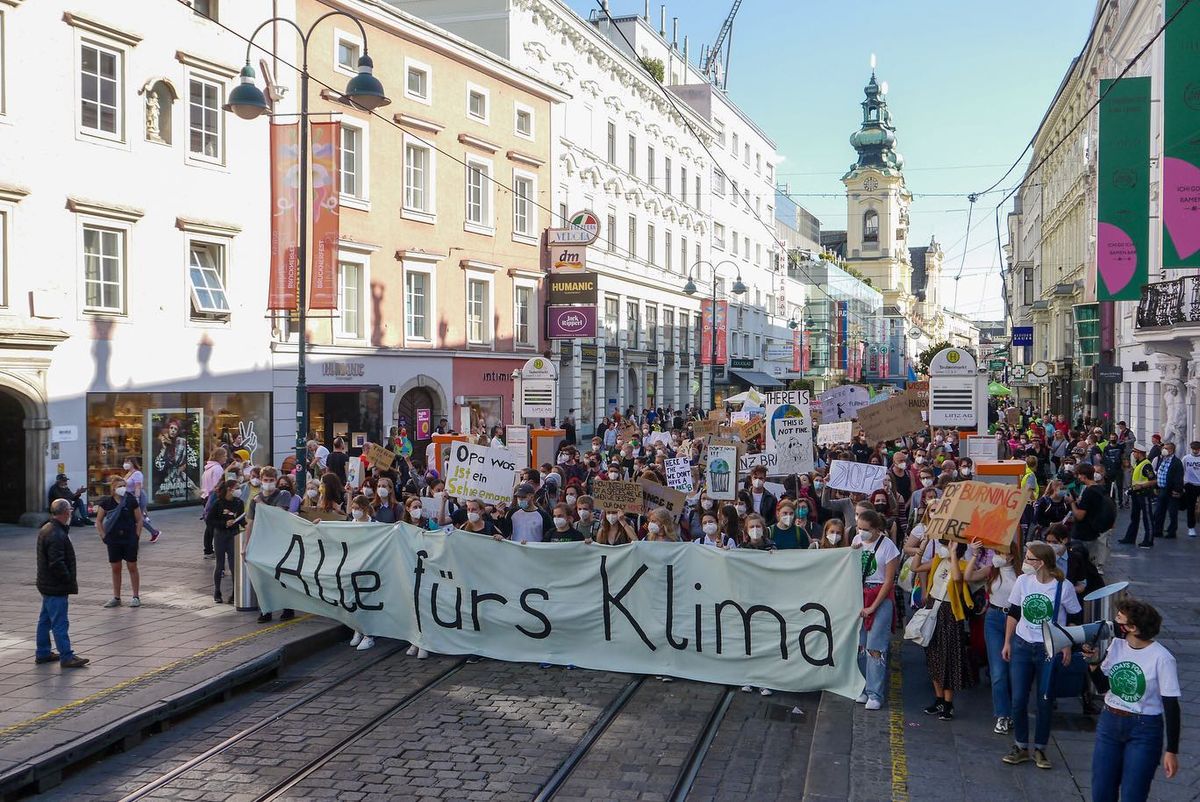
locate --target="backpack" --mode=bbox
[1091,490,1117,533]
[102,496,128,535]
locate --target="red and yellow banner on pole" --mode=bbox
[792,328,802,372]
[309,122,340,310]
[268,124,299,310]
[700,299,728,366]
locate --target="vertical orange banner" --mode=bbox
[268,124,299,310]
[309,122,340,309]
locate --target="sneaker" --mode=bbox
[539,662,553,669]
[742,685,754,693]
[213,594,223,604]
[256,613,273,623]
[993,717,1011,734]
[405,644,419,657]
[35,653,60,664]
[466,655,482,664]
[279,609,295,621]
[1189,528,1197,538]
[350,632,363,647]
[149,532,161,544]
[938,705,955,721]
[855,692,869,704]
[865,698,882,711]
[1002,746,1031,765]
[61,656,90,669]
[103,597,121,608]
[760,688,773,696]
[130,597,141,608]
[355,636,376,651]
[204,553,215,560]
[567,664,576,670]
[1033,749,1052,769]
[923,701,944,716]
[1138,542,1152,549]
[416,648,429,659]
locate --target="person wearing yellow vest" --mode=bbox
[1120,443,1156,546]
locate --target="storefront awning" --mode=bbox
[729,370,785,390]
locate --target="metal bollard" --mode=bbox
[234,530,258,612]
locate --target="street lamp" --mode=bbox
[226,13,389,484]
[684,260,745,412]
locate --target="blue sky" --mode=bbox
[567,0,1099,319]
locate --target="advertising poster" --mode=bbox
[267,124,299,310]
[147,409,202,503]
[700,299,728,366]
[1164,0,1200,267]
[309,121,340,309]
[416,409,431,440]
[1096,76,1150,299]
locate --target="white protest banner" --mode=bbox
[818,385,871,422]
[764,481,787,499]
[739,452,780,474]
[665,457,694,493]
[445,442,519,505]
[817,420,854,446]
[505,425,530,470]
[247,505,864,697]
[764,391,814,475]
[705,443,739,500]
[419,495,445,521]
[826,460,887,494]
[730,411,751,424]
[638,477,687,518]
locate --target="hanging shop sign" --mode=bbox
[547,271,598,304]
[1163,0,1200,268]
[547,305,598,339]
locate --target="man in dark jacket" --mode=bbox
[36,500,89,668]
[1151,441,1185,543]
[47,473,92,525]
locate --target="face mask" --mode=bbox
[592,444,600,452]
[114,486,127,497]
[374,487,388,499]
[518,499,530,510]
[123,462,132,470]
[991,554,1008,568]
[735,504,747,516]
[858,527,876,542]
[701,499,713,510]
[798,507,809,518]
[915,457,925,465]
[579,509,592,520]
[566,495,577,506]
[749,527,763,540]
[935,543,950,558]
[467,512,482,523]
[606,513,620,524]
[921,478,934,488]
[1021,563,1038,575]
[648,522,661,534]
[826,531,842,545]
[307,489,318,499]
[554,516,569,528]
[1051,543,1066,556]
[779,515,793,527]
[896,462,907,470]
[753,478,764,489]
[703,522,718,535]
[609,472,621,480]
[894,441,903,448]
[351,509,364,520]
[409,508,423,520]
[961,468,972,476]
[813,481,824,491]
[262,481,276,492]
[361,487,373,498]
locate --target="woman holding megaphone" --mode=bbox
[1084,598,1180,802]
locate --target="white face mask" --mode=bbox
[935,543,950,559]
[749,527,763,541]
[858,527,876,542]
[991,554,1008,568]
[250,478,261,487]
[123,462,132,471]
[961,468,972,476]
[351,509,364,520]
[243,466,254,476]
[896,462,907,470]
[702,522,718,535]
[554,516,569,528]
[467,511,482,523]
[648,522,661,534]
[592,444,600,452]
[566,495,577,507]
[915,457,925,465]
[609,472,621,480]
[1051,543,1066,556]
[307,489,318,499]
[1021,563,1038,575]
[735,504,747,516]
[779,515,793,527]
[262,481,276,492]
[114,486,127,497]
[701,499,713,510]
[606,513,620,524]
[364,487,374,497]
[753,478,764,489]
[826,531,842,545]
[409,508,423,520]
[921,478,934,488]
[378,487,389,498]
[579,509,592,520]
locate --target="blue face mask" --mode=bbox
[518,499,530,510]
[798,507,809,518]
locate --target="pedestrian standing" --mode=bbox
[124,456,162,544]
[35,500,89,668]
[1150,441,1183,543]
[914,537,982,721]
[241,467,295,623]
[1181,441,1200,539]
[347,495,379,651]
[96,477,143,608]
[852,509,900,711]
[983,540,1019,735]
[200,447,227,558]
[1121,444,1156,546]
[1070,464,1114,571]
[205,480,243,604]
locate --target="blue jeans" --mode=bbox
[1009,634,1054,748]
[36,595,74,663]
[1152,489,1178,539]
[1091,708,1163,802]
[858,594,893,703]
[984,607,1011,718]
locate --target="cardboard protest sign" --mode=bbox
[1005,408,1021,428]
[738,418,766,443]
[707,409,728,422]
[591,479,644,515]
[691,419,721,439]
[620,424,639,442]
[739,452,780,474]
[638,477,686,518]
[856,394,924,443]
[818,385,871,422]
[665,457,694,492]
[764,391,814,475]
[826,460,887,494]
[445,442,520,505]
[817,420,854,446]
[923,480,1030,549]
[364,442,396,470]
[705,443,739,500]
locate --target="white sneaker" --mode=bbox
[865,698,882,711]
[130,597,141,608]
[416,648,429,659]
[760,688,773,696]
[855,693,869,704]
[1190,528,1197,538]
[405,644,418,656]
[349,632,363,647]
[741,685,753,693]
[356,636,376,651]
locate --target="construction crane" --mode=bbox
[699,0,743,90]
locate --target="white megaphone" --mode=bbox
[1042,619,1115,664]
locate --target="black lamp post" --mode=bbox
[684,260,745,412]
[225,13,389,483]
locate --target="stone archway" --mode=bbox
[0,373,52,525]
[391,374,448,436]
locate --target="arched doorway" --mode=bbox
[0,390,26,523]
[397,385,437,456]
[626,367,639,413]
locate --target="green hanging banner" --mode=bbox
[1096,76,1150,301]
[1163,0,1200,268]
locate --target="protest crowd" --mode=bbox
[37,393,1182,802]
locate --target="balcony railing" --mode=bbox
[1136,276,1200,328]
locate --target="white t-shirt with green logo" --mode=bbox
[1101,639,1180,715]
[1007,574,1081,643]
[850,533,900,585]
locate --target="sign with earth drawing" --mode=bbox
[763,390,814,475]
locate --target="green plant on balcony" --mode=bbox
[639,56,665,83]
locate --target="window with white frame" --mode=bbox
[405,269,429,340]
[514,103,533,138]
[466,276,491,344]
[606,121,616,163]
[607,214,616,253]
[714,119,725,146]
[743,236,750,260]
[695,242,701,266]
[646,304,657,349]
[731,131,739,155]
[465,157,493,231]
[664,309,674,350]
[680,236,687,274]
[627,215,637,258]
[605,296,620,346]
[82,224,125,313]
[467,83,489,123]
[403,139,433,216]
[713,168,725,197]
[340,123,367,203]
[665,230,672,272]
[0,211,7,306]
[512,171,535,238]
[335,33,361,75]
[680,166,687,204]
[647,146,656,184]
[80,41,122,139]
[695,175,701,206]
[755,152,762,174]
[0,10,8,116]
[731,229,738,256]
[337,260,363,338]
[405,59,430,103]
[646,224,656,266]
[626,300,639,348]
[744,143,750,165]
[193,0,218,20]
[628,134,636,176]
[514,282,535,346]
[187,76,222,162]
[664,157,672,197]
[187,240,230,319]
[713,223,725,250]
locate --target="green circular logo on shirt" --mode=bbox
[1109,661,1147,703]
[1022,593,1054,625]
[861,550,877,577]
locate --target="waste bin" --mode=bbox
[234,529,258,612]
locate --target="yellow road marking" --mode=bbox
[0,615,312,738]
[888,633,909,801]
